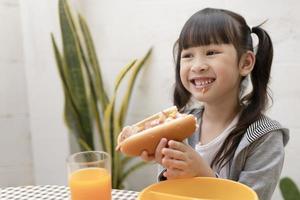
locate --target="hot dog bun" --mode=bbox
[115,106,197,157]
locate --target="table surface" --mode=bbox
[1,185,139,200]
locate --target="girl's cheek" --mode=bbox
[180,62,190,76]
[179,68,188,85]
[180,61,192,71]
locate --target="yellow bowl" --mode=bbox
[138,177,258,200]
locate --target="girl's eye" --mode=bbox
[206,50,219,56]
[181,53,193,58]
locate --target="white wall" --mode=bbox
[1,0,299,199]
[19,0,70,185]
[0,0,33,186]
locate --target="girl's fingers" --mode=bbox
[168,140,187,152]
[162,147,186,161]
[155,138,168,164]
[162,156,187,170]
[156,138,168,156]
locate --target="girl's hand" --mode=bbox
[140,138,168,164]
[161,140,215,179]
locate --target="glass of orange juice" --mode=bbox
[67,151,111,200]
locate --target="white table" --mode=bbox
[1,185,139,200]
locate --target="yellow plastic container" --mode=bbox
[138,177,258,200]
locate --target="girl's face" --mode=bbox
[180,44,242,105]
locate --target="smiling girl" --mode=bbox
[141,8,289,200]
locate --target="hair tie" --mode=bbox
[247,25,258,54]
[248,25,253,33]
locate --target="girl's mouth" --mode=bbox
[190,77,216,89]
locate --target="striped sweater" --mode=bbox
[159,107,289,200]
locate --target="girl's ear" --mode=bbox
[239,51,255,76]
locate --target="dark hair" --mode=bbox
[173,8,273,169]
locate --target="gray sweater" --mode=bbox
[159,107,289,200]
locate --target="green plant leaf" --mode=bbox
[111,59,138,136]
[59,0,94,149]
[107,59,138,187]
[117,48,152,134]
[78,14,109,110]
[77,14,108,151]
[113,60,138,92]
[280,177,300,200]
[51,34,92,151]
[114,49,152,188]
[103,59,137,149]
[62,0,106,151]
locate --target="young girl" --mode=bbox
[141,8,289,200]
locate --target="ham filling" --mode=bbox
[118,110,186,144]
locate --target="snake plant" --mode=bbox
[51,0,152,188]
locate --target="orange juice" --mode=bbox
[69,168,111,200]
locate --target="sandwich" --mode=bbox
[115,106,197,156]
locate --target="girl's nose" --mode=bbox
[191,60,209,73]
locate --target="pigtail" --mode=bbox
[238,26,273,124]
[239,26,273,123]
[248,26,273,112]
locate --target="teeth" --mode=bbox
[194,79,214,86]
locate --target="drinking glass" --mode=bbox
[67,151,111,200]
